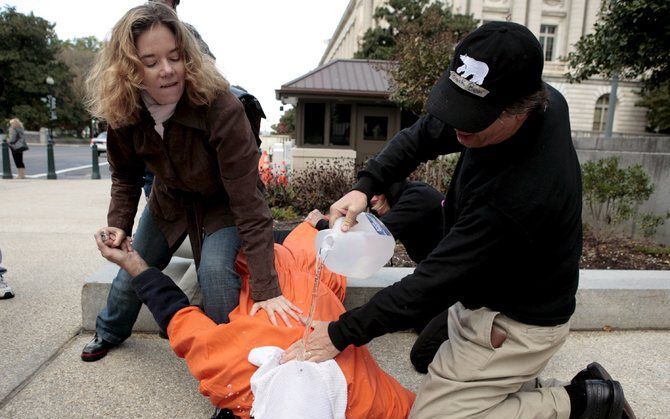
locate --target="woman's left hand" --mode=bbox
[250,295,303,327]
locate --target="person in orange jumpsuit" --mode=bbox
[95,221,415,418]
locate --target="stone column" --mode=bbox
[525,0,543,35]
[469,0,484,22]
[566,0,587,55]
[510,0,528,25]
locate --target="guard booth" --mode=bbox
[276,59,418,168]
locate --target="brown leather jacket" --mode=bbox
[106,91,280,301]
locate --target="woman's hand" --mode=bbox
[94,232,148,277]
[95,226,127,248]
[280,321,340,363]
[250,295,303,327]
[329,190,368,231]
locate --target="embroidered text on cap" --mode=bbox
[449,54,490,98]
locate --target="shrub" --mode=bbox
[271,206,299,221]
[264,179,295,209]
[633,244,670,256]
[581,156,669,241]
[266,155,459,218]
[287,159,357,214]
[408,154,458,195]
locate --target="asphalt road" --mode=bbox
[7,144,111,179]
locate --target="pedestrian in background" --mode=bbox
[8,118,29,179]
[81,3,300,364]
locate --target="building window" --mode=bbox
[593,94,609,132]
[363,116,388,141]
[539,24,557,61]
[330,104,351,146]
[304,103,325,145]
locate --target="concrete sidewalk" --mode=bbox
[1,179,668,418]
[0,331,667,418]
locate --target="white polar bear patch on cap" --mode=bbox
[456,54,489,85]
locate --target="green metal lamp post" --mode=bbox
[91,118,101,179]
[2,137,12,179]
[45,76,57,180]
[91,144,101,179]
[0,77,9,179]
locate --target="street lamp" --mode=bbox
[45,76,57,179]
[1,75,11,179]
[1,127,11,179]
[90,117,101,180]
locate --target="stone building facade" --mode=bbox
[320,0,649,134]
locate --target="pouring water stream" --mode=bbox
[299,247,328,361]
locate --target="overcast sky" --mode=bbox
[4,0,350,132]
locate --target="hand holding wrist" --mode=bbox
[124,256,149,277]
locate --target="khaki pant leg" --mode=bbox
[519,377,568,392]
[409,303,572,419]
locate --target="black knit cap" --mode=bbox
[426,21,544,133]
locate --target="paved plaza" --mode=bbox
[0,179,668,418]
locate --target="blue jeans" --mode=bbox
[96,206,242,344]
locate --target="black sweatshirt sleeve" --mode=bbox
[315,219,330,231]
[130,268,191,333]
[352,115,462,200]
[328,201,514,350]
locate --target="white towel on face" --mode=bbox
[248,346,347,419]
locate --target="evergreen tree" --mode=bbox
[57,37,103,135]
[354,0,477,114]
[271,108,296,137]
[637,81,670,133]
[567,0,670,132]
[0,6,84,132]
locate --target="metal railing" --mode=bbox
[572,130,670,141]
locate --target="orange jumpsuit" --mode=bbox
[166,222,415,418]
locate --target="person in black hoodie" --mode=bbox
[283,22,635,419]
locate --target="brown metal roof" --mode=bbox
[276,59,395,100]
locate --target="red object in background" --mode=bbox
[258,150,273,185]
[277,161,288,186]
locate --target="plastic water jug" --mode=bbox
[314,212,395,279]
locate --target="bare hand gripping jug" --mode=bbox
[314,212,395,279]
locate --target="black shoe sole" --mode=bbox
[81,349,110,362]
[587,363,637,419]
[0,293,14,299]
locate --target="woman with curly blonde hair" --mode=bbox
[81,3,301,363]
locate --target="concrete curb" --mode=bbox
[82,262,670,332]
[81,258,193,332]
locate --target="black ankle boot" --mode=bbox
[81,334,117,362]
[570,363,637,419]
[580,379,624,419]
